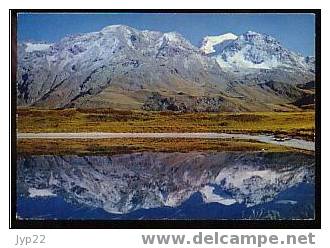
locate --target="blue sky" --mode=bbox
[18,13,315,56]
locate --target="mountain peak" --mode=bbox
[163,32,184,42]
[241,31,279,45]
[245,30,260,35]
[200,30,313,72]
[101,24,137,33]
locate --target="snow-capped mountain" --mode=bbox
[201,31,314,75]
[17,25,315,111]
[18,25,227,108]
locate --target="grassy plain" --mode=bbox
[17,108,315,140]
[17,138,307,156]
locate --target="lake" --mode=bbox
[16,151,315,220]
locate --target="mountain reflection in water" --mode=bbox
[17,151,315,220]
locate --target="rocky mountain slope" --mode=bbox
[17,25,315,111]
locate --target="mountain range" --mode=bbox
[17,25,315,111]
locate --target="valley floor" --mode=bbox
[17,137,311,156]
[15,108,315,155]
[16,108,315,140]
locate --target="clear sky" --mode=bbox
[17,13,315,56]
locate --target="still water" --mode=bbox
[17,151,315,220]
